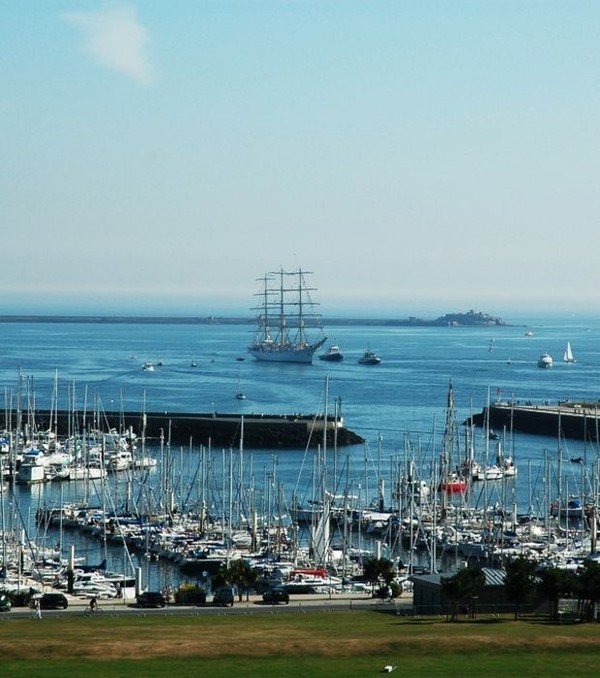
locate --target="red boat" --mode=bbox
[438,473,468,494]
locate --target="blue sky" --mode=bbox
[2,1,599,317]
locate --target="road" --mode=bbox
[3,591,414,620]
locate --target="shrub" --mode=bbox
[174,584,206,606]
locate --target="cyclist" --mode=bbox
[88,596,98,613]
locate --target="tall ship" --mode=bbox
[248,268,327,363]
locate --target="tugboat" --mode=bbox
[358,349,381,365]
[319,345,344,362]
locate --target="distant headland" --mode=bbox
[0,309,507,327]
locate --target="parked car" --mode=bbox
[262,587,290,604]
[136,591,167,608]
[213,586,234,607]
[0,592,12,612]
[38,593,69,610]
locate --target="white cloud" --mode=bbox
[64,5,153,86]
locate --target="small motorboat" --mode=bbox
[358,350,381,365]
[319,345,344,362]
[537,352,553,368]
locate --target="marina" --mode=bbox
[1,314,600,607]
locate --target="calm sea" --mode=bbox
[1,315,599,587]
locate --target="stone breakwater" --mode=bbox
[468,400,600,442]
[4,410,364,449]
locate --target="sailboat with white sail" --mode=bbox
[235,371,246,400]
[248,268,327,363]
[563,341,575,363]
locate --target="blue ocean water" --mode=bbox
[1,316,599,588]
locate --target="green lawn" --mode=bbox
[2,610,598,677]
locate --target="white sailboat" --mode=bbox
[563,341,575,363]
[248,268,327,363]
[234,370,246,400]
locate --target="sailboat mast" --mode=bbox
[298,268,305,346]
[278,269,286,344]
[262,275,270,342]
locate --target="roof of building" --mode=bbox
[409,567,506,588]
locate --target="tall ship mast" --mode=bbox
[248,268,327,363]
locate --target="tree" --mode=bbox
[441,566,486,621]
[210,567,229,591]
[575,560,600,622]
[504,556,537,620]
[537,566,573,622]
[227,559,258,602]
[457,566,486,619]
[441,574,461,621]
[362,557,396,594]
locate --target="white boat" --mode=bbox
[502,456,517,477]
[131,455,157,470]
[471,457,517,481]
[563,341,575,363]
[537,352,553,368]
[473,464,504,481]
[18,447,73,484]
[17,450,47,484]
[247,268,327,363]
[65,463,107,481]
[234,372,246,400]
[107,450,132,472]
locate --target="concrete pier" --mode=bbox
[3,409,364,449]
[469,400,600,441]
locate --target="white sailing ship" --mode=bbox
[248,268,326,363]
[563,341,575,363]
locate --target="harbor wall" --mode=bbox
[2,410,364,449]
[469,402,600,442]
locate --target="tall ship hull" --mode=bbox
[247,343,324,363]
[248,268,326,364]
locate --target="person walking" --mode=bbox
[31,598,42,619]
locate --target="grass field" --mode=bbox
[2,609,599,677]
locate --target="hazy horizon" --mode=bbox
[0,292,594,324]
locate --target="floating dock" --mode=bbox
[4,410,364,449]
[468,401,600,442]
